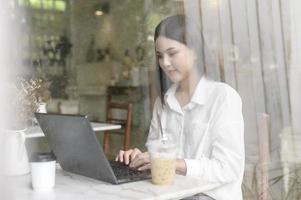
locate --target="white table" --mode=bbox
[3,167,210,200]
[25,123,122,138]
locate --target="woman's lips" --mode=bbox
[168,70,177,74]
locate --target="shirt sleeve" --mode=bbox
[184,86,245,186]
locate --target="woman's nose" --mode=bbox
[162,56,171,68]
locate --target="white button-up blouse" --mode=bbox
[146,76,245,200]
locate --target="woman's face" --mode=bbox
[155,36,196,83]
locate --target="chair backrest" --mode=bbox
[103,86,133,157]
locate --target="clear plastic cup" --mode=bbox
[147,138,177,185]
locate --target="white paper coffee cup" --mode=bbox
[30,152,56,191]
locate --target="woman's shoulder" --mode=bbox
[212,81,242,103]
[152,96,164,113]
[153,96,162,107]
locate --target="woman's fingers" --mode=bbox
[138,163,151,171]
[115,148,146,166]
[115,149,133,164]
[123,149,134,165]
[129,148,141,162]
[115,150,124,162]
[130,152,150,168]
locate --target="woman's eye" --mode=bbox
[157,54,163,59]
[169,51,178,57]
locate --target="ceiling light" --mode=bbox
[95,10,103,16]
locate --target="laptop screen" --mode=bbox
[35,113,118,184]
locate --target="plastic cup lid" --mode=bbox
[146,139,176,150]
[30,152,56,162]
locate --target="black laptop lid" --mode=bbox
[35,113,118,184]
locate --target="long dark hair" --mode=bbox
[154,15,205,105]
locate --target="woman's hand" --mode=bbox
[129,152,151,171]
[115,148,141,165]
[115,148,151,171]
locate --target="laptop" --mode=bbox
[35,113,151,184]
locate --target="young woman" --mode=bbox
[116,15,245,200]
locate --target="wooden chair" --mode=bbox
[103,87,133,157]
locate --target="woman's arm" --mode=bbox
[176,159,187,175]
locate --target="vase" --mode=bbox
[37,102,47,113]
[2,129,30,176]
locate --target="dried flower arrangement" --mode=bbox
[7,77,51,129]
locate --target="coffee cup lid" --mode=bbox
[30,152,56,162]
[146,138,176,151]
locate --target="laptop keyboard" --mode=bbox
[109,161,150,180]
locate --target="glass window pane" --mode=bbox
[43,0,54,10]
[29,0,41,9]
[18,0,28,6]
[54,0,66,11]
[4,1,301,198]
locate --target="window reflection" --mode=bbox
[3,0,301,199]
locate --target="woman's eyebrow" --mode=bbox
[156,47,177,54]
[165,47,177,52]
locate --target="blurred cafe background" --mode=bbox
[1,0,301,199]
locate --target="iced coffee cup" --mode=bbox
[147,138,176,185]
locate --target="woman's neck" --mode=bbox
[178,70,201,98]
[176,69,201,107]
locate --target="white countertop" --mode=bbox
[25,123,122,138]
[3,167,210,200]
